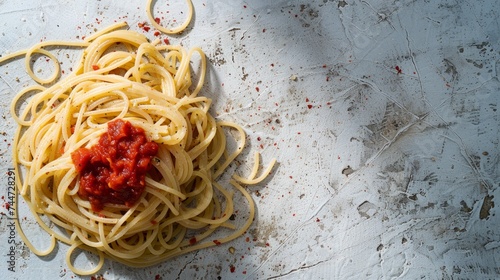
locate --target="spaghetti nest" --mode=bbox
[9,24,275,275]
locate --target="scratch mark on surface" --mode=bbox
[365,112,429,165]
[175,251,199,280]
[0,6,46,16]
[405,29,424,98]
[441,134,492,190]
[240,14,261,41]
[245,197,330,279]
[307,198,330,221]
[425,16,441,24]
[0,75,15,92]
[361,0,397,29]
[245,220,313,279]
[266,258,331,279]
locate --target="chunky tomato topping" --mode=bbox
[71,119,158,211]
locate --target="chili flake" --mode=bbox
[395,65,402,74]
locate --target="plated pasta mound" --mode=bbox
[3,22,276,275]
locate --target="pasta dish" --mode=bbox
[0,1,275,275]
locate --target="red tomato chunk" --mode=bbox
[71,119,158,211]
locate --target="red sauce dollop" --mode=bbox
[71,119,158,212]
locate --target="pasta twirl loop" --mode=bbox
[146,0,194,35]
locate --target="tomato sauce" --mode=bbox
[71,119,158,212]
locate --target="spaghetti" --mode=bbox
[2,5,276,275]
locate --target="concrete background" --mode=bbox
[0,0,499,279]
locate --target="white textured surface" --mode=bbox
[1,0,499,279]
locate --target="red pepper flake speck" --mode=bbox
[213,240,222,245]
[305,97,309,102]
[243,271,247,274]
[92,65,100,71]
[151,220,157,225]
[316,218,321,222]
[307,104,313,109]
[243,5,247,8]
[245,237,250,242]
[255,87,260,92]
[230,265,236,273]
[155,17,161,24]
[189,237,197,245]
[322,64,327,68]
[155,274,161,280]
[154,31,160,36]
[262,28,266,32]
[163,38,170,45]
[257,137,261,141]
[395,65,402,74]
[5,203,10,210]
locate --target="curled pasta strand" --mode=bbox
[146,0,194,35]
